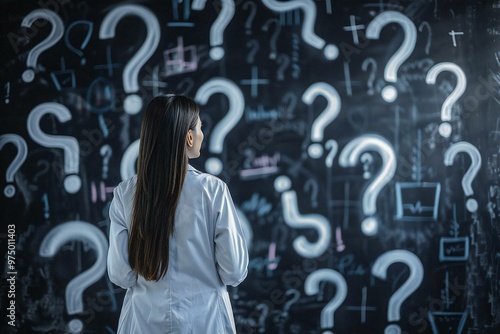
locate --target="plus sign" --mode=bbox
[345,286,376,323]
[343,15,365,45]
[448,30,464,47]
[94,46,120,76]
[240,66,269,98]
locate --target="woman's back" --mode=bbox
[107,165,248,333]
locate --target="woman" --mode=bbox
[107,94,248,333]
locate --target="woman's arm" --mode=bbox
[214,183,249,287]
[107,185,137,289]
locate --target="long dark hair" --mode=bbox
[129,94,200,281]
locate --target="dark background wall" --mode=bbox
[1,0,499,333]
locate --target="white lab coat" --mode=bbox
[107,165,249,333]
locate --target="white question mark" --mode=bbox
[372,249,424,334]
[195,78,245,175]
[444,141,481,213]
[65,20,94,66]
[0,134,28,198]
[243,1,257,35]
[339,134,396,236]
[273,175,331,258]
[365,11,417,102]
[192,0,235,60]
[362,57,377,96]
[246,39,260,63]
[21,9,64,83]
[302,82,341,159]
[276,54,291,81]
[120,139,140,181]
[39,221,108,334]
[418,21,432,55]
[27,102,81,194]
[262,18,281,60]
[425,62,467,138]
[99,5,160,115]
[255,303,269,332]
[261,0,338,60]
[282,289,301,316]
[304,268,347,334]
[100,144,112,180]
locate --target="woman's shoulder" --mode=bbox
[187,165,226,190]
[113,175,137,195]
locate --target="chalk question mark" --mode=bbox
[0,134,28,198]
[39,221,108,333]
[339,134,396,236]
[27,102,81,194]
[195,78,245,175]
[274,175,331,258]
[255,303,269,333]
[246,39,260,63]
[302,82,341,159]
[365,11,417,102]
[282,289,301,316]
[372,249,424,334]
[192,0,235,60]
[65,20,93,66]
[425,62,466,138]
[21,9,64,83]
[444,141,481,213]
[262,18,281,60]
[362,57,377,96]
[99,5,160,114]
[261,0,338,60]
[276,54,290,81]
[243,1,257,35]
[100,144,112,180]
[305,268,347,334]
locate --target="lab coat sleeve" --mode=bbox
[214,184,249,287]
[107,185,137,289]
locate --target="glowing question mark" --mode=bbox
[325,139,338,168]
[100,144,112,180]
[418,21,432,55]
[27,102,81,194]
[362,57,377,96]
[99,5,160,115]
[243,1,257,35]
[21,9,64,83]
[192,0,235,60]
[65,20,93,66]
[339,134,396,236]
[120,139,139,181]
[246,39,260,63]
[274,175,331,258]
[39,221,108,334]
[425,62,466,138]
[302,82,341,159]
[444,141,481,213]
[365,11,417,102]
[282,289,301,316]
[304,178,319,208]
[305,268,347,334]
[0,134,28,198]
[255,303,269,333]
[372,249,423,334]
[276,54,291,81]
[262,18,281,59]
[195,78,245,175]
[261,0,338,60]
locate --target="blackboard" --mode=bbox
[1,0,500,333]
